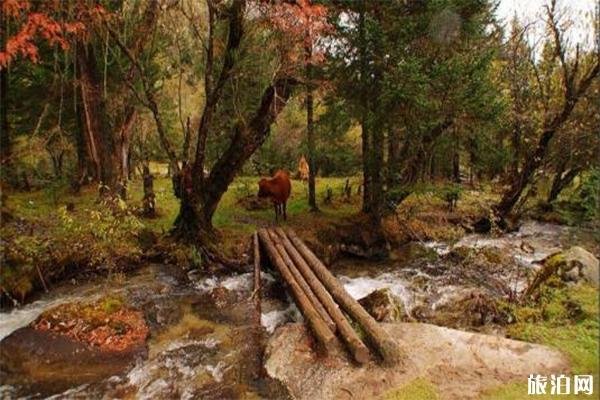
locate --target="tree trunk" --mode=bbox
[401,118,452,185]
[358,0,372,214]
[306,45,318,212]
[510,121,522,176]
[116,107,137,198]
[142,164,156,217]
[274,228,371,364]
[387,126,401,186]
[285,228,403,365]
[498,119,583,216]
[258,229,336,352]
[452,133,460,183]
[0,12,9,176]
[173,78,296,240]
[77,42,119,193]
[74,93,94,187]
[267,230,336,333]
[547,167,580,203]
[496,58,599,217]
[370,94,384,219]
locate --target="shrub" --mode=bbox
[437,184,463,211]
[578,168,600,221]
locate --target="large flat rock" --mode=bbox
[264,322,569,400]
[0,327,146,396]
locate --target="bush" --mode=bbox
[578,168,600,221]
[438,184,462,211]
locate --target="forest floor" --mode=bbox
[1,170,598,399]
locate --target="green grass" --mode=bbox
[483,284,599,399]
[2,172,363,298]
[381,379,439,400]
[5,175,361,234]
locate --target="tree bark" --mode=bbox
[358,0,372,214]
[387,126,401,186]
[274,228,371,364]
[174,78,297,240]
[74,91,94,187]
[496,62,598,218]
[77,42,119,192]
[0,66,9,172]
[452,132,460,183]
[286,229,403,366]
[258,229,335,352]
[402,118,453,185]
[142,164,156,217]
[267,230,336,333]
[370,109,384,219]
[547,167,581,203]
[116,107,137,196]
[306,44,318,212]
[0,8,9,175]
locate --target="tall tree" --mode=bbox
[113,0,299,239]
[0,0,84,182]
[495,0,600,217]
[268,0,329,211]
[77,0,161,196]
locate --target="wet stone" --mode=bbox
[358,288,405,322]
[0,326,147,397]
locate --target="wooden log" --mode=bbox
[274,228,371,364]
[266,229,337,334]
[285,228,404,365]
[253,232,261,326]
[257,229,335,351]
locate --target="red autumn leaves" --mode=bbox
[32,299,149,352]
[0,0,89,68]
[262,0,332,75]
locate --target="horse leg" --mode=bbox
[274,203,279,222]
[283,202,287,221]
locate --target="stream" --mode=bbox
[0,221,575,399]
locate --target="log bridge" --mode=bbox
[253,228,403,365]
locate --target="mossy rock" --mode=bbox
[542,247,599,287]
[447,246,473,262]
[358,288,405,322]
[397,242,439,263]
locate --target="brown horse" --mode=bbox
[258,170,292,221]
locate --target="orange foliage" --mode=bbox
[0,0,88,68]
[261,0,332,74]
[32,301,149,352]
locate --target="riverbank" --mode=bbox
[1,216,598,398]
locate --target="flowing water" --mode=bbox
[335,221,572,316]
[0,265,290,399]
[0,221,575,399]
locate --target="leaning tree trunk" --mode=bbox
[496,44,599,217]
[496,100,592,217]
[547,167,581,203]
[173,78,297,241]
